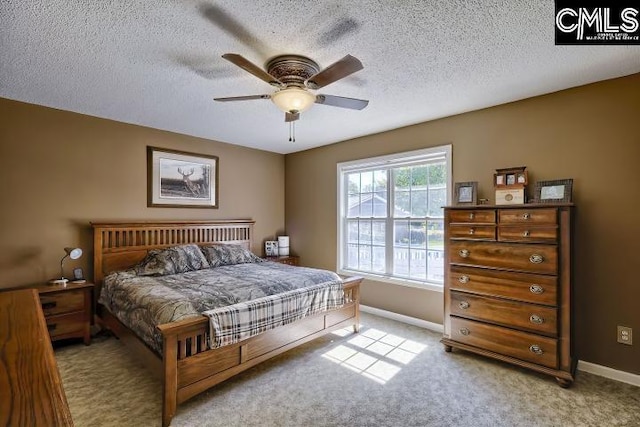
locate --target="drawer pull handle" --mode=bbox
[469,228,475,235]
[458,301,470,310]
[529,314,544,324]
[42,302,57,310]
[469,213,475,220]
[47,323,57,331]
[459,249,470,258]
[458,275,470,284]
[523,230,530,237]
[523,213,531,220]
[459,328,470,336]
[529,344,543,355]
[529,254,544,264]
[529,285,544,294]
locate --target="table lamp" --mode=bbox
[49,247,83,285]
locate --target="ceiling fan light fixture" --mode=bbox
[271,87,316,114]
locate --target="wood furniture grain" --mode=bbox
[442,204,575,387]
[92,220,362,427]
[262,255,300,266]
[0,289,74,427]
[34,282,93,345]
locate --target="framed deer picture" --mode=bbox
[147,146,219,208]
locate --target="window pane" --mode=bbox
[411,166,428,188]
[359,220,371,244]
[427,220,444,250]
[394,167,410,190]
[348,173,360,194]
[394,220,410,246]
[410,249,427,279]
[372,220,385,244]
[359,245,371,271]
[394,191,410,216]
[347,221,359,243]
[411,190,427,217]
[347,244,358,269]
[429,163,446,186]
[361,171,374,193]
[428,187,446,217]
[374,170,387,191]
[372,246,385,273]
[360,193,374,217]
[347,195,360,218]
[393,247,409,277]
[427,250,444,282]
[410,221,426,248]
[373,191,387,217]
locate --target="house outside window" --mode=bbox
[337,145,451,291]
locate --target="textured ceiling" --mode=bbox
[1,1,639,154]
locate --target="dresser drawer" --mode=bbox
[46,311,86,338]
[449,241,558,275]
[450,225,496,240]
[39,290,85,316]
[499,208,557,225]
[498,225,557,243]
[449,266,558,306]
[449,210,495,224]
[451,291,557,336]
[450,317,558,368]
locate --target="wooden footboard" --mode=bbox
[92,219,362,427]
[156,276,361,427]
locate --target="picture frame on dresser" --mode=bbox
[454,182,478,205]
[533,179,573,203]
[147,146,219,208]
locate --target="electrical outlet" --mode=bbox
[617,326,633,345]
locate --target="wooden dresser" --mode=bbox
[0,289,74,426]
[441,204,575,386]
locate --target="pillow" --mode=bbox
[135,244,209,276]
[200,244,263,268]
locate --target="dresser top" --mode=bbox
[444,203,574,210]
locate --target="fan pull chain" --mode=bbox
[289,121,296,142]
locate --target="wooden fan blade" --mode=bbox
[315,94,369,110]
[214,94,270,102]
[306,55,363,89]
[222,54,282,87]
[285,112,300,122]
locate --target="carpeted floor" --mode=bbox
[55,313,640,427]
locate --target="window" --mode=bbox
[337,145,451,290]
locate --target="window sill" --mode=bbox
[338,269,444,293]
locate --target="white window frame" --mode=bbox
[336,145,452,292]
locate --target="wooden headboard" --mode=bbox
[91,220,255,298]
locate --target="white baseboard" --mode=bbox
[360,304,444,333]
[360,305,639,387]
[577,360,640,387]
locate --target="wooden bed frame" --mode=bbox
[92,220,361,427]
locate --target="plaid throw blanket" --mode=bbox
[203,279,344,348]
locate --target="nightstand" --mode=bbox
[263,255,300,266]
[34,281,93,345]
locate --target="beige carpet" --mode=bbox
[55,313,640,427]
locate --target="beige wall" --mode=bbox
[0,98,285,288]
[285,73,640,374]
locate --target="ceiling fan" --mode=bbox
[214,53,368,126]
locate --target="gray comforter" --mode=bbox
[99,261,343,353]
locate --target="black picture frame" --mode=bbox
[454,181,478,205]
[73,267,84,280]
[534,179,573,203]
